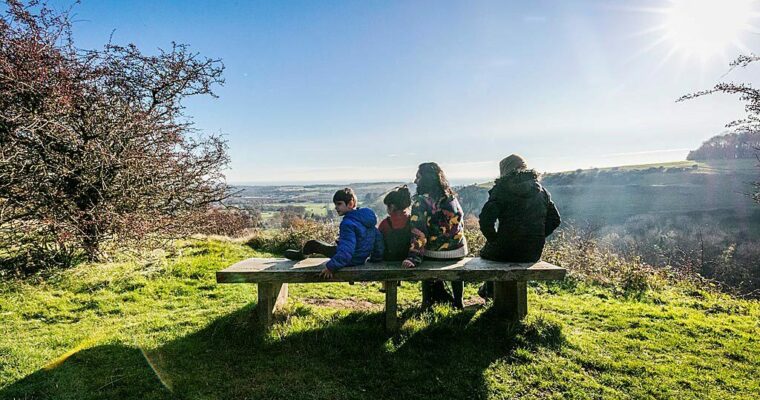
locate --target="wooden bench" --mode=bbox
[216,257,566,330]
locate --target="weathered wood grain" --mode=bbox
[493,281,527,321]
[384,280,398,331]
[216,257,566,284]
[256,282,288,326]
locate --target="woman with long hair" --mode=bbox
[402,162,467,309]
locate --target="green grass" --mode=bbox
[552,159,757,174]
[268,202,330,215]
[1,239,759,399]
[558,159,758,174]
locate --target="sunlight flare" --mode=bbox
[663,0,757,59]
[43,336,101,370]
[140,347,174,393]
[628,0,760,69]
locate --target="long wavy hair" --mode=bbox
[415,162,455,199]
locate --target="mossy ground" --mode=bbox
[1,239,758,399]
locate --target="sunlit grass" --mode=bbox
[1,239,758,399]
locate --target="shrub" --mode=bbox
[0,1,228,269]
[463,215,486,256]
[542,226,667,296]
[245,220,339,254]
[193,208,261,237]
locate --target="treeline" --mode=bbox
[687,132,760,160]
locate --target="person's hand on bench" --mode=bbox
[402,260,415,268]
[319,267,335,279]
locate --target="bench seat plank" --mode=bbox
[216,257,565,284]
[217,257,566,329]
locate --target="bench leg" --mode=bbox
[493,281,527,321]
[385,280,398,331]
[257,282,288,327]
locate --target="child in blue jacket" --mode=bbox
[284,188,383,278]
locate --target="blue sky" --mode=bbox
[55,0,760,183]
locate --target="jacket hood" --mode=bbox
[345,207,378,228]
[492,169,541,198]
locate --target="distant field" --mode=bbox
[268,202,330,214]
[240,160,759,228]
[258,202,330,225]
[235,182,404,224]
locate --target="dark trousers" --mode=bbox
[480,238,544,262]
[421,257,464,309]
[302,240,337,257]
[479,238,544,299]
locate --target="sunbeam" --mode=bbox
[663,0,756,60]
[626,0,760,73]
[140,347,174,393]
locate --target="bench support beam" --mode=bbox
[493,281,527,321]
[257,282,288,326]
[384,280,398,331]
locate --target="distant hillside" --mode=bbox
[233,182,406,204]
[457,159,759,234]
[230,182,408,226]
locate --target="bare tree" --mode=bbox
[0,1,230,268]
[678,54,760,203]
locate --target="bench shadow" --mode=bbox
[2,303,566,400]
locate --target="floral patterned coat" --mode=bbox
[405,193,466,266]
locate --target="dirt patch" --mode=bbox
[303,296,485,311]
[303,298,382,311]
[464,297,486,308]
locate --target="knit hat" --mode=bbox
[499,154,528,177]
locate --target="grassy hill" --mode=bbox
[1,239,758,399]
[457,159,759,230]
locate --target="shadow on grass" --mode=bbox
[0,344,174,400]
[2,304,566,400]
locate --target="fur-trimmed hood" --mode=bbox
[491,169,542,201]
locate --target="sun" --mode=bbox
[663,0,757,60]
[630,0,760,67]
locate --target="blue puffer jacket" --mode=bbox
[326,207,384,271]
